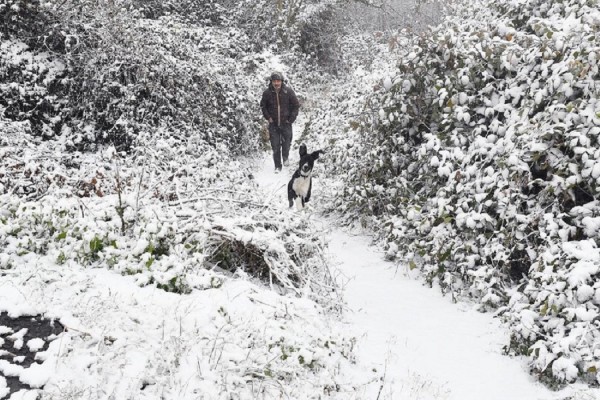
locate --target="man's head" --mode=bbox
[270,72,283,90]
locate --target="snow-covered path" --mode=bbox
[328,231,557,400]
[252,138,593,400]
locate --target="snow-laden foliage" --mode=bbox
[316,0,600,388]
[0,0,257,151]
[0,0,344,152]
[0,118,340,304]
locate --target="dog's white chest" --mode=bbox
[292,175,311,197]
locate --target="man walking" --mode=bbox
[260,72,300,172]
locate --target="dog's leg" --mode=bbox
[305,180,312,203]
[287,181,295,208]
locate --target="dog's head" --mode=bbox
[298,144,323,176]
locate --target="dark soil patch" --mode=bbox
[0,312,64,399]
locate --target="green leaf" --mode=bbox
[56,251,67,265]
[438,247,452,262]
[57,231,67,240]
[89,236,103,253]
[540,301,548,316]
[145,242,155,255]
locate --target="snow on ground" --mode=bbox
[0,259,356,399]
[329,231,559,400]
[254,120,600,400]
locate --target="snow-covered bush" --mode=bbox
[0,124,339,307]
[1,0,264,151]
[0,191,336,301]
[1,0,353,153]
[316,0,600,387]
[0,0,49,45]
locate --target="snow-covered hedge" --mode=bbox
[0,0,346,152]
[317,0,600,388]
[2,3,260,152]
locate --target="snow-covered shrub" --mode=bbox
[0,0,49,46]
[0,190,336,301]
[315,0,600,387]
[128,0,229,23]
[1,0,352,153]
[504,240,600,387]
[1,0,262,152]
[0,119,340,307]
[297,4,346,73]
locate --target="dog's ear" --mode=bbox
[299,144,307,157]
[311,150,324,160]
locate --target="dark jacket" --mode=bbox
[260,83,300,126]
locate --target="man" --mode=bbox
[260,72,300,173]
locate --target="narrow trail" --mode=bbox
[328,231,559,400]
[251,119,574,400]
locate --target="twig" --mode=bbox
[168,196,264,208]
[134,166,145,226]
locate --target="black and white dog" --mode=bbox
[288,144,323,209]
